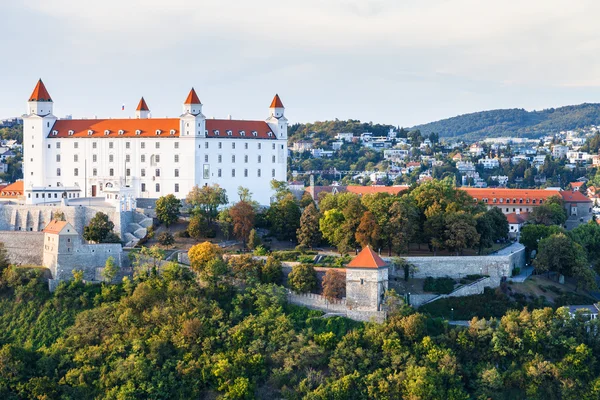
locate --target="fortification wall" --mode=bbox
[52,243,123,281]
[287,291,347,313]
[0,231,44,265]
[0,204,127,240]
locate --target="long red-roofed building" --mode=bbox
[22,80,288,205]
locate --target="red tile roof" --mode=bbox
[506,212,528,224]
[43,220,69,234]
[47,118,276,140]
[184,88,201,105]
[29,79,52,102]
[136,97,149,111]
[0,181,23,198]
[560,190,592,203]
[269,94,284,108]
[461,188,562,205]
[347,247,387,269]
[570,182,584,189]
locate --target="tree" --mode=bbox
[217,208,233,240]
[297,203,322,249]
[387,199,419,255]
[83,212,116,243]
[155,194,181,228]
[261,256,282,284]
[229,201,256,248]
[355,211,380,249]
[444,211,480,255]
[53,211,65,221]
[319,209,346,253]
[188,242,223,275]
[157,232,175,248]
[0,242,10,275]
[322,269,346,300]
[186,184,228,225]
[529,200,567,226]
[102,256,119,283]
[247,229,261,250]
[569,221,600,274]
[267,193,301,241]
[520,224,565,256]
[188,214,208,240]
[237,186,253,202]
[288,263,318,293]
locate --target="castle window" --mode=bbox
[244,143,248,150]
[272,143,276,150]
[109,142,114,149]
[218,169,222,177]
[109,168,114,176]
[93,168,97,176]
[56,154,60,162]
[48,144,51,148]
[218,142,222,149]
[205,142,209,149]
[155,183,160,192]
[174,154,179,163]
[227,130,232,136]
[268,132,273,137]
[125,154,130,162]
[155,142,160,149]
[141,155,146,163]
[174,183,179,193]
[232,155,235,163]
[52,130,58,135]
[214,130,220,136]
[156,129,162,135]
[239,130,245,136]
[56,168,61,176]
[126,168,130,176]
[92,142,97,149]
[174,169,179,177]
[170,129,176,135]
[232,142,236,149]
[258,143,261,149]
[126,142,130,149]
[244,155,248,163]
[92,154,97,162]
[258,155,261,163]
[135,130,141,135]
[68,130,74,136]
[104,130,110,135]
[141,169,145,177]
[257,169,261,177]
[155,169,160,177]
[74,142,78,149]
[109,155,114,163]
[272,155,276,163]
[74,154,78,162]
[118,130,124,135]
[244,169,248,177]
[174,142,179,149]
[74,168,79,176]
[218,155,222,163]
[141,183,146,192]
[56,142,61,149]
[87,130,93,135]
[360,279,364,285]
[272,169,275,177]
[155,155,160,163]
[232,169,236,177]
[204,155,208,162]
[252,131,257,137]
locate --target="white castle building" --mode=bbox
[23,80,288,205]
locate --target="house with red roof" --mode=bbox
[22,79,288,206]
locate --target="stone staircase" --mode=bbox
[123,211,154,247]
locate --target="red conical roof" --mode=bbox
[269,94,284,108]
[347,247,387,269]
[184,88,201,105]
[136,97,150,111]
[29,79,52,102]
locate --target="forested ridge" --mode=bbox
[1,263,599,399]
[288,103,600,142]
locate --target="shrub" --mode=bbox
[511,267,521,277]
[423,277,455,294]
[322,269,346,301]
[253,245,269,256]
[176,230,190,238]
[465,274,485,281]
[297,255,315,264]
[288,264,318,293]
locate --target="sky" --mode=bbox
[1,0,600,127]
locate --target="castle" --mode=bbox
[23,80,288,206]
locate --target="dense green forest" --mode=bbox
[412,103,600,139]
[1,263,599,399]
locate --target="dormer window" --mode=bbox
[52,130,58,136]
[104,130,110,135]
[135,130,141,135]
[87,130,93,136]
[268,132,273,137]
[227,130,232,136]
[170,129,176,135]
[214,130,220,136]
[239,130,245,136]
[118,130,124,135]
[68,130,74,136]
[156,129,162,135]
[252,131,258,137]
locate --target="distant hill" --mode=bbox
[412,103,600,140]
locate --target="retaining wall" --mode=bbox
[0,231,44,265]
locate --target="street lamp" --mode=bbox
[451,307,454,321]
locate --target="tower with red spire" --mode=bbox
[27,79,54,116]
[135,97,150,119]
[266,94,288,140]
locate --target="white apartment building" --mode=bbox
[335,132,355,142]
[567,150,591,164]
[478,157,500,169]
[23,80,288,206]
[552,145,569,158]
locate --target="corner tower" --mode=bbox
[135,97,150,119]
[266,94,288,140]
[345,247,389,313]
[24,79,57,202]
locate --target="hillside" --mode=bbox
[412,103,600,139]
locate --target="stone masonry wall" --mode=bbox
[0,231,44,265]
[287,291,347,314]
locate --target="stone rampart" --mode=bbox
[287,291,347,314]
[0,231,44,265]
[418,277,493,307]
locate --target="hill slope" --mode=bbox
[412,103,600,139]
